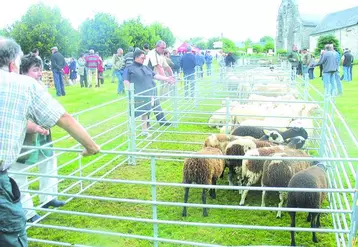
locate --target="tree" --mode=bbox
[118,18,159,52]
[260,36,274,44]
[149,22,175,48]
[315,35,341,56]
[188,37,208,50]
[263,42,274,52]
[222,38,237,54]
[244,38,253,48]
[207,37,221,49]
[7,3,79,58]
[252,44,263,53]
[79,13,121,57]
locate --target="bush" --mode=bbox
[277,49,288,56]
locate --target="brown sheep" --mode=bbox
[287,164,328,246]
[182,147,225,217]
[261,149,311,218]
[203,134,240,153]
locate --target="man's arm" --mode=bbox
[27,121,49,135]
[154,74,175,84]
[56,113,99,156]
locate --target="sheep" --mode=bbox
[261,150,311,218]
[287,163,328,246]
[289,118,314,140]
[239,137,307,206]
[231,126,268,139]
[182,147,225,217]
[225,138,276,186]
[260,127,308,145]
[208,107,230,128]
[203,134,240,154]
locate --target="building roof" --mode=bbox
[300,14,321,27]
[311,6,358,35]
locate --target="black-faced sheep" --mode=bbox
[225,138,276,186]
[231,126,268,139]
[287,163,328,246]
[261,127,308,145]
[239,137,306,206]
[182,147,225,217]
[261,150,311,218]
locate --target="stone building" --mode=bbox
[276,0,318,51]
[309,6,358,57]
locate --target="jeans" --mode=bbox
[322,72,335,96]
[308,68,314,79]
[184,74,195,98]
[0,172,28,247]
[52,70,66,96]
[334,71,342,95]
[302,65,309,81]
[343,66,352,81]
[115,70,124,94]
[152,87,166,122]
[80,68,88,88]
[206,64,212,76]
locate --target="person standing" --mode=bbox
[342,48,354,82]
[112,48,125,94]
[205,51,213,76]
[69,57,77,85]
[316,44,338,96]
[85,49,100,88]
[287,44,300,80]
[170,50,181,77]
[77,53,88,88]
[301,49,312,81]
[195,51,205,78]
[123,49,175,136]
[180,46,196,98]
[50,46,66,96]
[12,54,66,223]
[145,40,173,125]
[0,37,100,247]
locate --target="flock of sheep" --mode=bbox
[181,80,328,246]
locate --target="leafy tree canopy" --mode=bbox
[259,36,274,44]
[7,3,79,58]
[315,34,341,56]
[148,22,175,48]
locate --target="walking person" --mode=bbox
[205,51,213,76]
[50,46,66,96]
[112,48,125,94]
[78,53,88,88]
[342,48,354,82]
[69,57,77,85]
[85,49,100,88]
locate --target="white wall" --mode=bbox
[310,24,358,58]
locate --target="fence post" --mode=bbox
[348,170,358,246]
[225,97,230,134]
[319,95,330,157]
[128,83,136,165]
[304,74,309,101]
[194,74,198,109]
[173,81,178,128]
[76,114,83,191]
[150,156,159,247]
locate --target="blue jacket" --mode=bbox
[180,52,196,75]
[205,54,213,65]
[195,54,205,66]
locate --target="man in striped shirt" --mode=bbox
[0,37,100,246]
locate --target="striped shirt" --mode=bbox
[0,70,65,171]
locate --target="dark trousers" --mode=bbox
[308,68,315,79]
[0,172,28,247]
[319,65,323,77]
[80,69,88,88]
[53,70,66,96]
[152,88,166,122]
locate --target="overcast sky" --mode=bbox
[1,0,357,43]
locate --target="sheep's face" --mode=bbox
[262,130,284,144]
[286,136,306,149]
[288,127,308,140]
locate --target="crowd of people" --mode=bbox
[288,44,354,96]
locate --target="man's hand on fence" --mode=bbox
[82,144,100,156]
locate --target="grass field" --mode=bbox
[26,65,357,247]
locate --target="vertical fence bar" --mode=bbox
[319,95,330,157]
[128,83,136,165]
[76,114,83,191]
[150,156,158,247]
[173,82,178,128]
[225,97,230,135]
[194,74,198,109]
[304,74,309,101]
[348,170,358,246]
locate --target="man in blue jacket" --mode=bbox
[195,51,205,78]
[180,46,196,98]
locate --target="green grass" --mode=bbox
[26,68,357,247]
